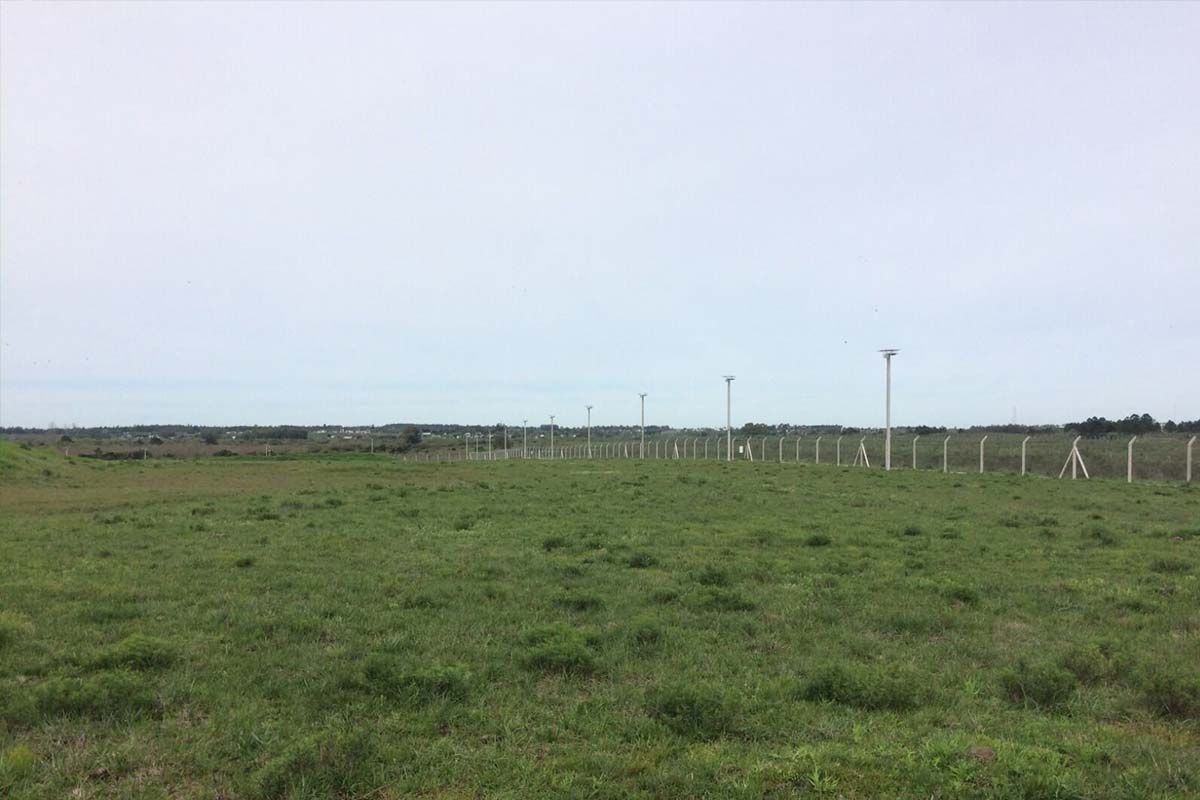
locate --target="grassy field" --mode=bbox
[1,441,1198,799]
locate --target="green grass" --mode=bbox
[1,441,1198,798]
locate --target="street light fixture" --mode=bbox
[639,393,647,458]
[586,405,593,459]
[879,350,899,470]
[723,376,735,461]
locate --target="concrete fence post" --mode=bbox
[836,435,843,466]
[979,435,988,474]
[779,436,784,463]
[1021,436,1031,476]
[1127,436,1137,483]
[1188,436,1196,483]
[815,436,822,464]
[761,436,767,462]
[912,435,920,469]
[943,434,951,473]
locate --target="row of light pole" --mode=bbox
[469,352,898,465]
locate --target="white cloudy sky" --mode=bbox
[2,2,1197,429]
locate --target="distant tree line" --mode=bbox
[1064,414,1200,436]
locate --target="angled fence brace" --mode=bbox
[943,435,952,473]
[815,436,822,465]
[1058,436,1090,479]
[1127,436,1137,483]
[979,435,988,474]
[1021,436,1031,476]
[853,437,870,467]
[673,440,680,459]
[1189,436,1196,483]
[912,435,920,469]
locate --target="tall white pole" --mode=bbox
[586,405,592,458]
[723,376,735,461]
[880,350,898,470]
[550,415,555,459]
[522,420,527,459]
[639,393,647,458]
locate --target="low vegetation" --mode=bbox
[0,440,1197,797]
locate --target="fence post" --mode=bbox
[1020,436,1031,476]
[815,436,822,464]
[761,436,767,462]
[943,434,951,473]
[836,436,843,466]
[979,435,988,474]
[705,439,710,459]
[1127,435,1137,483]
[795,437,801,462]
[912,435,920,469]
[1188,436,1196,483]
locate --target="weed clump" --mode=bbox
[253,728,376,800]
[902,525,923,537]
[0,743,36,785]
[696,588,756,612]
[541,536,566,551]
[942,584,981,607]
[1137,663,1200,719]
[554,592,605,612]
[799,663,922,711]
[626,551,659,568]
[650,588,680,605]
[452,516,475,531]
[646,684,736,739]
[90,634,176,671]
[1149,557,1191,574]
[804,534,832,547]
[1059,641,1125,684]
[361,655,469,702]
[31,671,156,720]
[1000,658,1077,710]
[1084,525,1119,547]
[520,624,599,674]
[697,565,732,586]
[0,612,33,649]
[629,617,664,648]
[234,557,256,568]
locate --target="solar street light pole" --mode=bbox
[723,380,732,460]
[879,350,899,470]
[639,393,647,458]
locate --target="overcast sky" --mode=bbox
[2,2,1197,430]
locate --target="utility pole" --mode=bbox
[586,405,593,458]
[639,393,647,458]
[723,376,735,461]
[522,420,528,459]
[550,415,555,459]
[879,350,899,470]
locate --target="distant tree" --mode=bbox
[741,422,773,436]
[150,436,164,445]
[59,434,73,442]
[401,426,421,446]
[202,433,219,445]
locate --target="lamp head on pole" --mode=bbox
[879,349,899,359]
[723,375,736,382]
